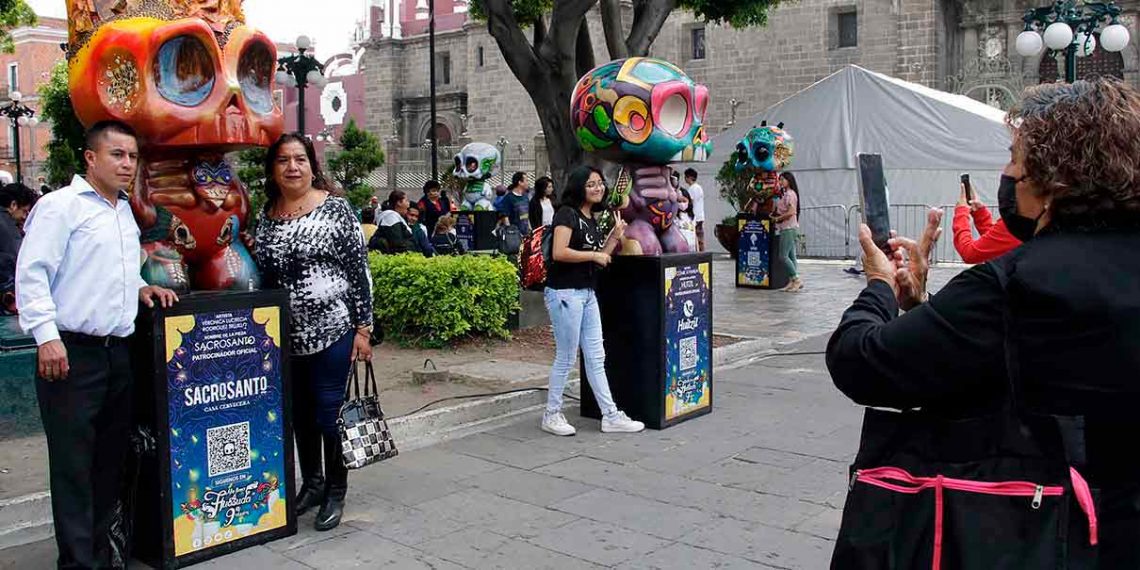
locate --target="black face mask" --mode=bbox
[998,174,1042,242]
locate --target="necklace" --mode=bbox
[274,191,321,220]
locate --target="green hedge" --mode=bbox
[370,253,521,347]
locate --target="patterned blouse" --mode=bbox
[255,196,373,356]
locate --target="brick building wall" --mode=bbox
[0,17,67,184]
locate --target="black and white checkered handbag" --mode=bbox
[338,361,398,469]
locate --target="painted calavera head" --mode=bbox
[571,57,711,164]
[735,122,795,174]
[452,142,501,182]
[66,0,284,149]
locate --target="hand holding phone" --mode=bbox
[857,153,891,254]
[960,173,973,203]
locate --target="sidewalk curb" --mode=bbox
[0,339,764,551]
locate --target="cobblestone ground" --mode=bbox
[1,259,974,569]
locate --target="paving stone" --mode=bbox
[346,501,470,547]
[414,488,579,539]
[417,527,603,569]
[350,463,470,507]
[615,542,776,570]
[466,465,598,507]
[264,520,358,553]
[792,506,845,541]
[439,432,580,470]
[192,545,314,569]
[690,456,850,507]
[281,529,464,570]
[550,488,712,541]
[526,518,671,567]
[680,517,835,569]
[387,447,504,481]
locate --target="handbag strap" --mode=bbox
[344,362,362,401]
[364,361,379,397]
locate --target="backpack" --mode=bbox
[497,224,523,255]
[520,225,554,290]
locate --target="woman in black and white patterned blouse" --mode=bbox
[253,133,373,532]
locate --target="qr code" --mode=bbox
[680,336,698,371]
[207,421,251,477]
[747,251,761,267]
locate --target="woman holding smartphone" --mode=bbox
[541,166,644,437]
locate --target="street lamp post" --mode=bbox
[1015,0,1131,83]
[0,91,39,184]
[275,35,328,135]
[428,0,439,180]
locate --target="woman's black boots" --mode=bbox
[315,433,348,531]
[293,428,325,517]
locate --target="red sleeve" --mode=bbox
[954,210,1021,264]
[971,205,994,235]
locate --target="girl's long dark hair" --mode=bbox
[263,132,334,208]
[780,171,800,218]
[561,166,606,213]
[678,188,695,218]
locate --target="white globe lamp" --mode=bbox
[28,116,38,127]
[16,116,27,126]
[275,69,290,85]
[1044,21,1075,50]
[9,91,21,103]
[1016,30,1045,56]
[1101,23,1131,52]
[295,35,312,51]
[306,69,324,86]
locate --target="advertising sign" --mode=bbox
[664,262,712,421]
[455,212,475,251]
[737,217,771,287]
[163,306,289,558]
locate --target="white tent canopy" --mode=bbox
[681,64,1013,259]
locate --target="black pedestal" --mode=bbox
[581,253,714,429]
[130,290,296,569]
[736,214,789,289]
[455,211,499,251]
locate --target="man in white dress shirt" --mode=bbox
[683,168,706,252]
[17,120,178,568]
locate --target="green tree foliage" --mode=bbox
[0,0,34,54]
[327,119,385,209]
[38,60,86,187]
[234,147,267,230]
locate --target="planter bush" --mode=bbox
[369,253,521,347]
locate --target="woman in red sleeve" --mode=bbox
[952,184,1021,263]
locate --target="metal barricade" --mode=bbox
[797,204,852,258]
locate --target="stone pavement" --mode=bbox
[0,258,971,568]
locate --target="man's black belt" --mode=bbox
[59,331,129,348]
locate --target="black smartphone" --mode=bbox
[857,153,891,253]
[960,173,973,202]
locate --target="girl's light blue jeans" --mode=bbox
[544,287,618,417]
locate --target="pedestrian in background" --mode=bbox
[417,180,451,235]
[683,168,706,251]
[529,176,556,230]
[773,172,802,291]
[952,184,1020,263]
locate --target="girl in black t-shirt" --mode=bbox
[541,166,645,436]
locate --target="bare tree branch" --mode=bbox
[533,15,547,47]
[626,0,676,56]
[483,0,543,82]
[599,0,629,59]
[575,19,596,78]
[538,0,597,66]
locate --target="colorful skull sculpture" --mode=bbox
[66,0,284,291]
[452,142,500,211]
[734,122,795,215]
[571,58,712,255]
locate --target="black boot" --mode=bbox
[294,428,325,517]
[315,433,348,531]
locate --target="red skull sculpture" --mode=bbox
[67,0,284,291]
